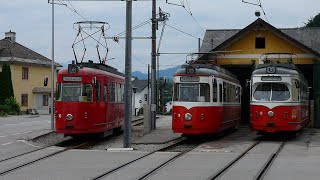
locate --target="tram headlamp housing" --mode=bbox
[66,114,73,121]
[185,113,192,121]
[268,111,274,118]
[68,64,78,74]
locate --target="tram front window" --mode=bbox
[174,83,210,102]
[58,83,93,102]
[253,83,290,101]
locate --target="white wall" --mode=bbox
[165,101,173,113]
[133,87,150,116]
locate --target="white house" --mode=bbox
[165,101,173,114]
[132,79,150,116]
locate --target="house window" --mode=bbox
[43,94,49,106]
[22,67,29,79]
[21,94,28,106]
[255,37,265,49]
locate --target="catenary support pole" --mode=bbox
[123,0,133,148]
[150,0,157,130]
[51,0,55,130]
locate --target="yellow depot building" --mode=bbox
[0,31,60,114]
[199,18,320,126]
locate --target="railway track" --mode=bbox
[0,117,143,165]
[89,136,213,180]
[0,140,93,176]
[206,139,286,180]
[89,132,234,180]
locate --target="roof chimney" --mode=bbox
[5,30,16,42]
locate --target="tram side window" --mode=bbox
[104,85,107,102]
[173,83,178,101]
[219,84,222,102]
[200,84,210,102]
[121,84,124,102]
[82,84,93,102]
[96,81,101,102]
[212,79,217,102]
[236,87,240,103]
[292,79,299,101]
[223,82,226,102]
[109,82,115,102]
[116,83,122,102]
[56,83,61,101]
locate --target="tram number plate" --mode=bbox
[184,124,192,129]
[266,122,275,127]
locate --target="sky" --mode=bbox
[0,0,319,73]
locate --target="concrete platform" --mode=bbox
[133,116,181,144]
[133,129,181,144]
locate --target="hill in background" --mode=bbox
[132,66,180,80]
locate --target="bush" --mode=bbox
[0,97,20,115]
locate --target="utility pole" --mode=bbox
[51,0,55,131]
[123,0,133,148]
[49,0,66,130]
[151,0,157,130]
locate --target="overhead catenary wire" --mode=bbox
[165,23,217,47]
[113,20,151,37]
[57,0,148,66]
[258,0,269,22]
[242,0,269,22]
[166,0,206,33]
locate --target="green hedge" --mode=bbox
[0,97,20,116]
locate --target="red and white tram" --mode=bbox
[55,61,125,137]
[172,63,242,135]
[250,60,309,133]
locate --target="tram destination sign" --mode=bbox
[261,76,282,81]
[63,76,82,82]
[180,76,200,82]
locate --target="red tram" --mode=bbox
[172,62,242,135]
[55,61,125,137]
[250,58,309,133]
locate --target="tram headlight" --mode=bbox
[268,111,274,118]
[185,113,192,121]
[66,114,73,121]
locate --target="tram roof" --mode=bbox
[59,62,124,78]
[77,62,124,77]
[253,62,307,82]
[175,63,239,82]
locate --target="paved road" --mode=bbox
[0,115,51,161]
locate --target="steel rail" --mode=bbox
[206,140,261,180]
[254,141,286,180]
[0,141,92,176]
[136,140,201,180]
[89,137,187,180]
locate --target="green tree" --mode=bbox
[0,63,14,102]
[158,77,173,114]
[305,13,320,27]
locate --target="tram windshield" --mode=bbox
[56,83,93,102]
[173,83,210,102]
[253,83,290,101]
